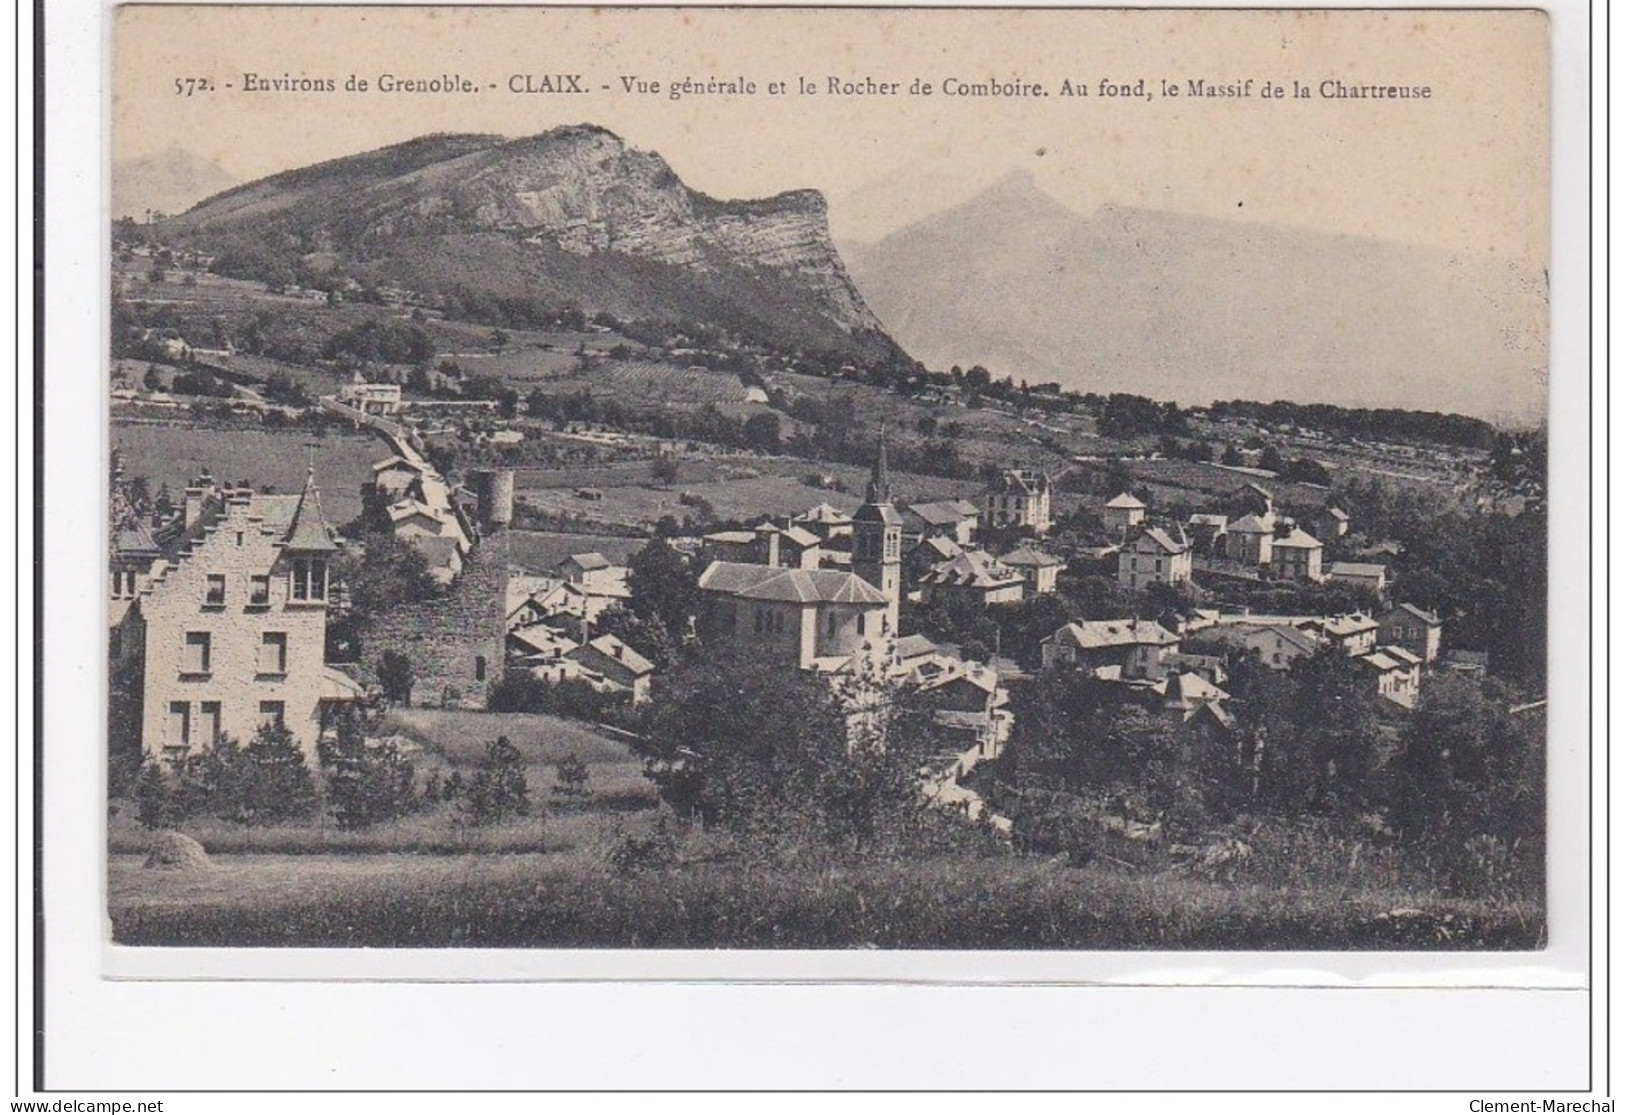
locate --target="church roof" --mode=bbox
[699,561,890,606]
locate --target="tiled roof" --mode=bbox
[1385,602,1441,626]
[907,500,979,526]
[371,455,425,474]
[1321,613,1378,636]
[1106,492,1146,509]
[1001,547,1065,568]
[779,525,821,548]
[922,550,1022,589]
[1131,527,1187,554]
[566,552,612,571]
[796,502,853,524]
[1228,514,1274,533]
[1327,561,1387,577]
[576,634,655,676]
[698,561,889,606]
[1050,619,1179,650]
[891,634,940,660]
[1383,645,1423,665]
[914,536,964,561]
[1271,528,1323,550]
[703,530,757,545]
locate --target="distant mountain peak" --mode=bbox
[845,188,1546,422]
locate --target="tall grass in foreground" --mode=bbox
[110,849,1542,950]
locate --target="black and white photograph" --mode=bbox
[100,5,1557,958]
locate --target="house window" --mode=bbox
[199,701,222,747]
[291,558,327,602]
[205,574,226,606]
[826,611,837,637]
[475,655,487,682]
[236,531,245,547]
[111,571,122,598]
[258,701,285,729]
[182,631,211,675]
[259,632,288,675]
[249,575,270,606]
[167,701,190,749]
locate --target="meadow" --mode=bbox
[107,707,1542,949]
[111,420,387,524]
[108,847,1540,950]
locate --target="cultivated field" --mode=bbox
[112,421,388,524]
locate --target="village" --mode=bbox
[105,222,1546,950]
[111,356,1474,839]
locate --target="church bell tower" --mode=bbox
[851,435,902,637]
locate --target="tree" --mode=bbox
[551,753,591,806]
[1264,648,1384,812]
[650,456,680,485]
[742,412,781,452]
[318,705,419,830]
[1258,445,1287,474]
[633,652,933,850]
[133,759,176,830]
[458,736,530,824]
[215,723,318,830]
[334,531,435,620]
[593,604,680,670]
[377,650,415,706]
[626,539,699,641]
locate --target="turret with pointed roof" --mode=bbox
[284,467,341,553]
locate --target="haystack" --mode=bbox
[142,831,211,872]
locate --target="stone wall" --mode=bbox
[364,534,511,709]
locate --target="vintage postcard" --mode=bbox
[103,4,1559,963]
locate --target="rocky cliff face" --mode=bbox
[166,125,892,357]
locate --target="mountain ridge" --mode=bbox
[156,126,899,362]
[843,176,1547,423]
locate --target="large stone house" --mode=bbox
[982,467,1053,534]
[1268,526,1325,582]
[1040,618,1180,679]
[1102,492,1147,535]
[1378,603,1444,665]
[1000,547,1066,595]
[1117,526,1193,590]
[1316,613,1380,657]
[113,469,365,763]
[1325,561,1388,595]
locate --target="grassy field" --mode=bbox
[108,710,656,858]
[107,847,1542,949]
[516,460,980,530]
[495,530,647,575]
[112,420,388,524]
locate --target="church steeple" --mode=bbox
[865,432,891,506]
[852,430,902,637]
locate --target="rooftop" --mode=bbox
[699,561,890,606]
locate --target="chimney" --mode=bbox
[183,469,215,529]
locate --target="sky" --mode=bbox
[114,6,1549,258]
